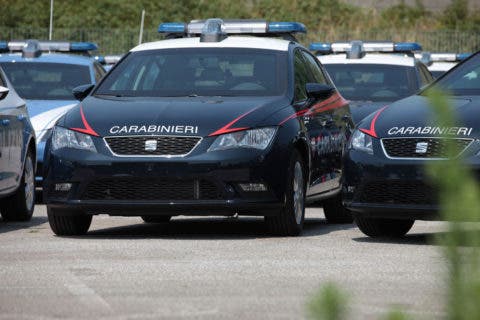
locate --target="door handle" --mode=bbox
[1,119,10,126]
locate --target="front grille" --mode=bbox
[382,138,472,159]
[105,136,201,156]
[82,178,222,200]
[356,180,437,205]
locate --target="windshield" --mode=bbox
[432,53,480,95]
[95,48,287,97]
[323,64,418,102]
[0,62,91,100]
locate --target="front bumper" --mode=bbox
[342,147,480,220]
[43,138,290,217]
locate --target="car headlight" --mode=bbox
[208,127,277,152]
[350,129,373,154]
[51,126,97,153]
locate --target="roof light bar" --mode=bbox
[6,40,97,53]
[416,52,472,65]
[0,41,7,52]
[158,19,306,35]
[310,41,422,54]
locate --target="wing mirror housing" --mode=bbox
[72,84,95,101]
[0,86,9,100]
[306,83,335,100]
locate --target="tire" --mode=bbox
[354,216,414,238]
[0,151,35,221]
[47,207,92,236]
[323,193,353,224]
[141,215,171,223]
[265,150,306,236]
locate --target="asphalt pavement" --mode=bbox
[0,205,448,319]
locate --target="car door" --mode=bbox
[0,79,8,192]
[298,49,352,197]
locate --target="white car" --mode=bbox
[415,52,471,78]
[310,41,434,123]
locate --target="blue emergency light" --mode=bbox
[158,22,186,33]
[457,53,471,61]
[0,41,7,52]
[70,42,98,52]
[393,42,422,52]
[267,22,306,33]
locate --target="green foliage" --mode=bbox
[440,0,480,31]
[307,283,348,320]
[383,308,411,320]
[425,89,480,320]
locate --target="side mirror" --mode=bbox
[0,86,9,100]
[72,84,95,101]
[306,83,335,100]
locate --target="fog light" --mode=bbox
[55,183,72,192]
[238,183,267,192]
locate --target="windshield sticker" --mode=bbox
[109,125,199,135]
[387,126,473,136]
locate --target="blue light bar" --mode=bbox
[158,22,186,33]
[309,42,332,53]
[70,42,98,52]
[393,42,422,52]
[457,53,471,61]
[0,41,7,52]
[267,22,306,34]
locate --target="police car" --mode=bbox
[343,51,480,238]
[0,63,36,221]
[310,41,434,123]
[43,19,353,236]
[416,52,471,78]
[0,40,106,186]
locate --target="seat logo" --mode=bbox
[145,140,157,151]
[415,142,428,154]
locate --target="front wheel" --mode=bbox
[265,150,305,236]
[47,207,92,236]
[354,216,414,238]
[0,151,35,221]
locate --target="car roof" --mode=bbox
[0,53,94,66]
[131,36,292,53]
[317,53,415,67]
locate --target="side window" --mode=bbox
[294,50,309,101]
[301,51,328,84]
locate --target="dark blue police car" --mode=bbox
[43,19,353,236]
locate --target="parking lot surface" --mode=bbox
[0,205,447,319]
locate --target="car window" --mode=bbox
[294,50,309,102]
[434,54,480,95]
[301,51,328,84]
[95,48,287,97]
[0,62,91,100]
[0,72,4,87]
[323,63,418,102]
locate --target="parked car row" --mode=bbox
[0,19,478,239]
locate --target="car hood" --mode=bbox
[358,94,479,139]
[27,100,78,139]
[60,95,291,137]
[348,100,389,124]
